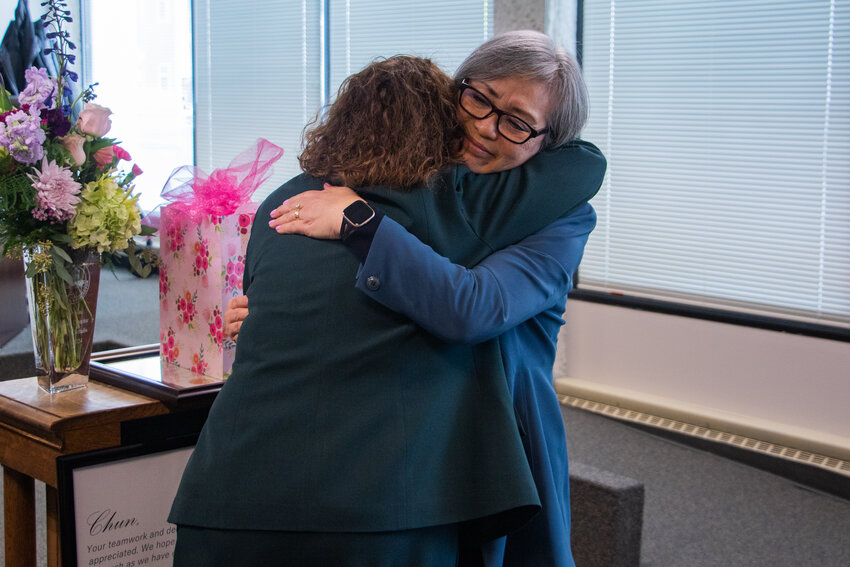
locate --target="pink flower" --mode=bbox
[60,133,86,166]
[132,164,143,177]
[93,144,131,168]
[28,158,82,222]
[77,103,112,137]
[93,146,114,167]
[114,145,131,161]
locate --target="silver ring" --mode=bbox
[294,209,301,220]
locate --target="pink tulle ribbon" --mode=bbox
[157,138,284,228]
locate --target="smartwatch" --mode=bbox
[340,200,376,240]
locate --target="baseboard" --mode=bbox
[556,378,850,501]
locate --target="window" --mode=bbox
[82,1,491,208]
[195,0,493,203]
[83,0,193,214]
[327,0,491,94]
[578,0,850,334]
[192,0,323,200]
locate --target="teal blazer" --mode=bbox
[169,141,605,538]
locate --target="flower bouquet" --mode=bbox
[0,1,155,393]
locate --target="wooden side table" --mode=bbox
[0,377,170,567]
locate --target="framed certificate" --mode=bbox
[57,437,196,567]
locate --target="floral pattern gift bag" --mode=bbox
[158,138,283,380]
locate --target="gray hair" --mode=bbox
[454,30,588,147]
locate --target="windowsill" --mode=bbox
[569,289,850,343]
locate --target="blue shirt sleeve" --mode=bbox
[354,203,597,344]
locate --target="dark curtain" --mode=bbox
[1,0,69,98]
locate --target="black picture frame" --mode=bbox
[57,435,197,567]
[89,344,225,407]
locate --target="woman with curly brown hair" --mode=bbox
[169,54,599,566]
[298,55,462,189]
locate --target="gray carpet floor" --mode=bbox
[562,405,850,566]
[2,268,849,566]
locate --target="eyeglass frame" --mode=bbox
[457,79,550,145]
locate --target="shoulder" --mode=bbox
[533,139,607,177]
[547,203,597,233]
[256,173,324,217]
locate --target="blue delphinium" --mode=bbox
[40,0,78,116]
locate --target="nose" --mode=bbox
[474,113,499,139]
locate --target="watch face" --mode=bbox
[344,201,375,225]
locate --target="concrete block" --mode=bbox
[570,461,644,567]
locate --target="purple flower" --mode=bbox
[42,107,71,137]
[18,67,57,111]
[0,107,46,164]
[28,158,82,223]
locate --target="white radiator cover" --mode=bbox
[556,378,850,475]
[555,300,850,460]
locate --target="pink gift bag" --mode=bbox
[157,139,283,379]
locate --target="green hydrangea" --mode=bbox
[68,173,141,253]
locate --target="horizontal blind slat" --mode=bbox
[580,0,850,325]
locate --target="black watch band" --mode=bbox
[340,200,376,240]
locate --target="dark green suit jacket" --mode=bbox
[169,141,605,537]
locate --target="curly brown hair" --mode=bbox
[298,56,462,189]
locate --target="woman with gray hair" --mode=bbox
[455,27,588,153]
[233,30,604,566]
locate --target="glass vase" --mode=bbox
[23,245,100,394]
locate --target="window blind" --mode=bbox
[579,0,850,328]
[193,0,323,201]
[328,0,492,94]
[193,1,492,202]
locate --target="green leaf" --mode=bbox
[140,224,157,236]
[51,286,69,310]
[120,171,137,187]
[53,258,73,285]
[0,88,12,112]
[52,233,72,243]
[128,251,142,274]
[52,245,73,263]
[86,137,115,154]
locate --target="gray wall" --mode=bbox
[495,0,546,33]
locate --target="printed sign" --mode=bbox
[58,441,194,567]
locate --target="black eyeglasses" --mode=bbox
[458,79,549,145]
